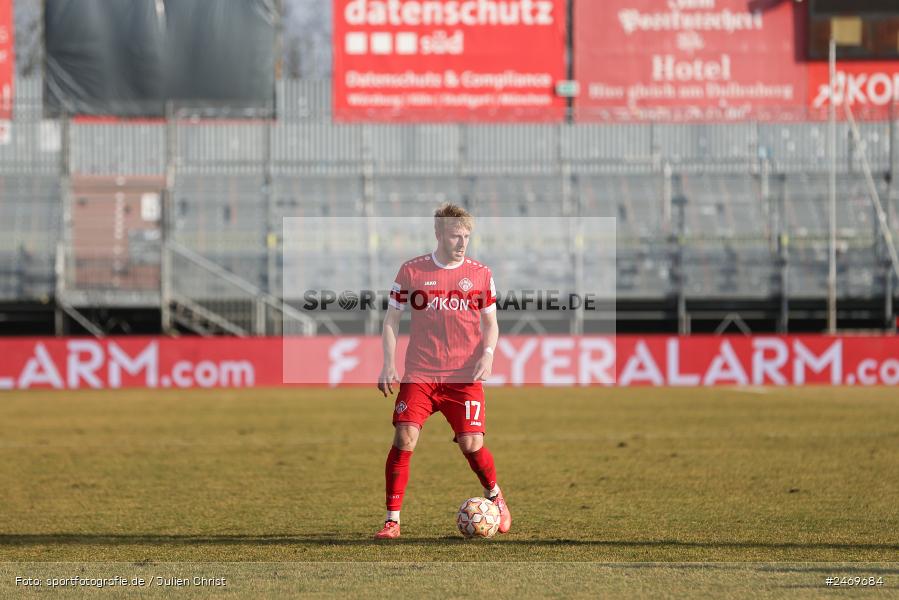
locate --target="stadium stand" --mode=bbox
[0,174,59,301]
[1,78,898,334]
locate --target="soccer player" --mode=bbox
[374,204,511,539]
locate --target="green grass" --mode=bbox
[1,386,898,597]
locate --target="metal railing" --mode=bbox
[164,241,316,336]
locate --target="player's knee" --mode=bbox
[457,433,483,454]
[393,426,419,451]
[394,439,416,451]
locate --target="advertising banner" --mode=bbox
[573,0,807,122]
[0,0,13,121]
[807,61,899,121]
[332,0,567,121]
[1,335,899,390]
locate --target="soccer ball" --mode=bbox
[456,497,501,538]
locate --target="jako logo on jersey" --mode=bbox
[426,297,472,311]
[395,401,407,414]
[458,278,473,292]
[424,280,437,286]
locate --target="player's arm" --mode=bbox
[378,306,402,396]
[472,308,498,382]
[380,266,408,396]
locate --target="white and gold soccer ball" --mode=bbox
[456,497,501,539]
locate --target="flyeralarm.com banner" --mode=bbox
[573,0,807,122]
[332,0,567,121]
[1,336,899,390]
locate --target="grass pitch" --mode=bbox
[1,386,898,597]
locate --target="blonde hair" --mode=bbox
[434,203,474,233]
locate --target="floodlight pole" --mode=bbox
[827,38,837,334]
[161,101,175,335]
[55,112,72,336]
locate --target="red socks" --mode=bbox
[385,445,497,513]
[385,446,413,511]
[464,446,497,491]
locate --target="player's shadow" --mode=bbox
[0,534,898,554]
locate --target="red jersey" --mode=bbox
[389,252,497,380]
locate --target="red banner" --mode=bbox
[0,0,13,120]
[573,0,807,122]
[1,335,899,390]
[331,0,567,122]
[807,61,899,121]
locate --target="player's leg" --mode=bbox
[457,434,511,533]
[440,383,512,533]
[377,423,420,540]
[457,433,497,493]
[376,382,434,539]
[385,424,419,518]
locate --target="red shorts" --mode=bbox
[392,380,486,440]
